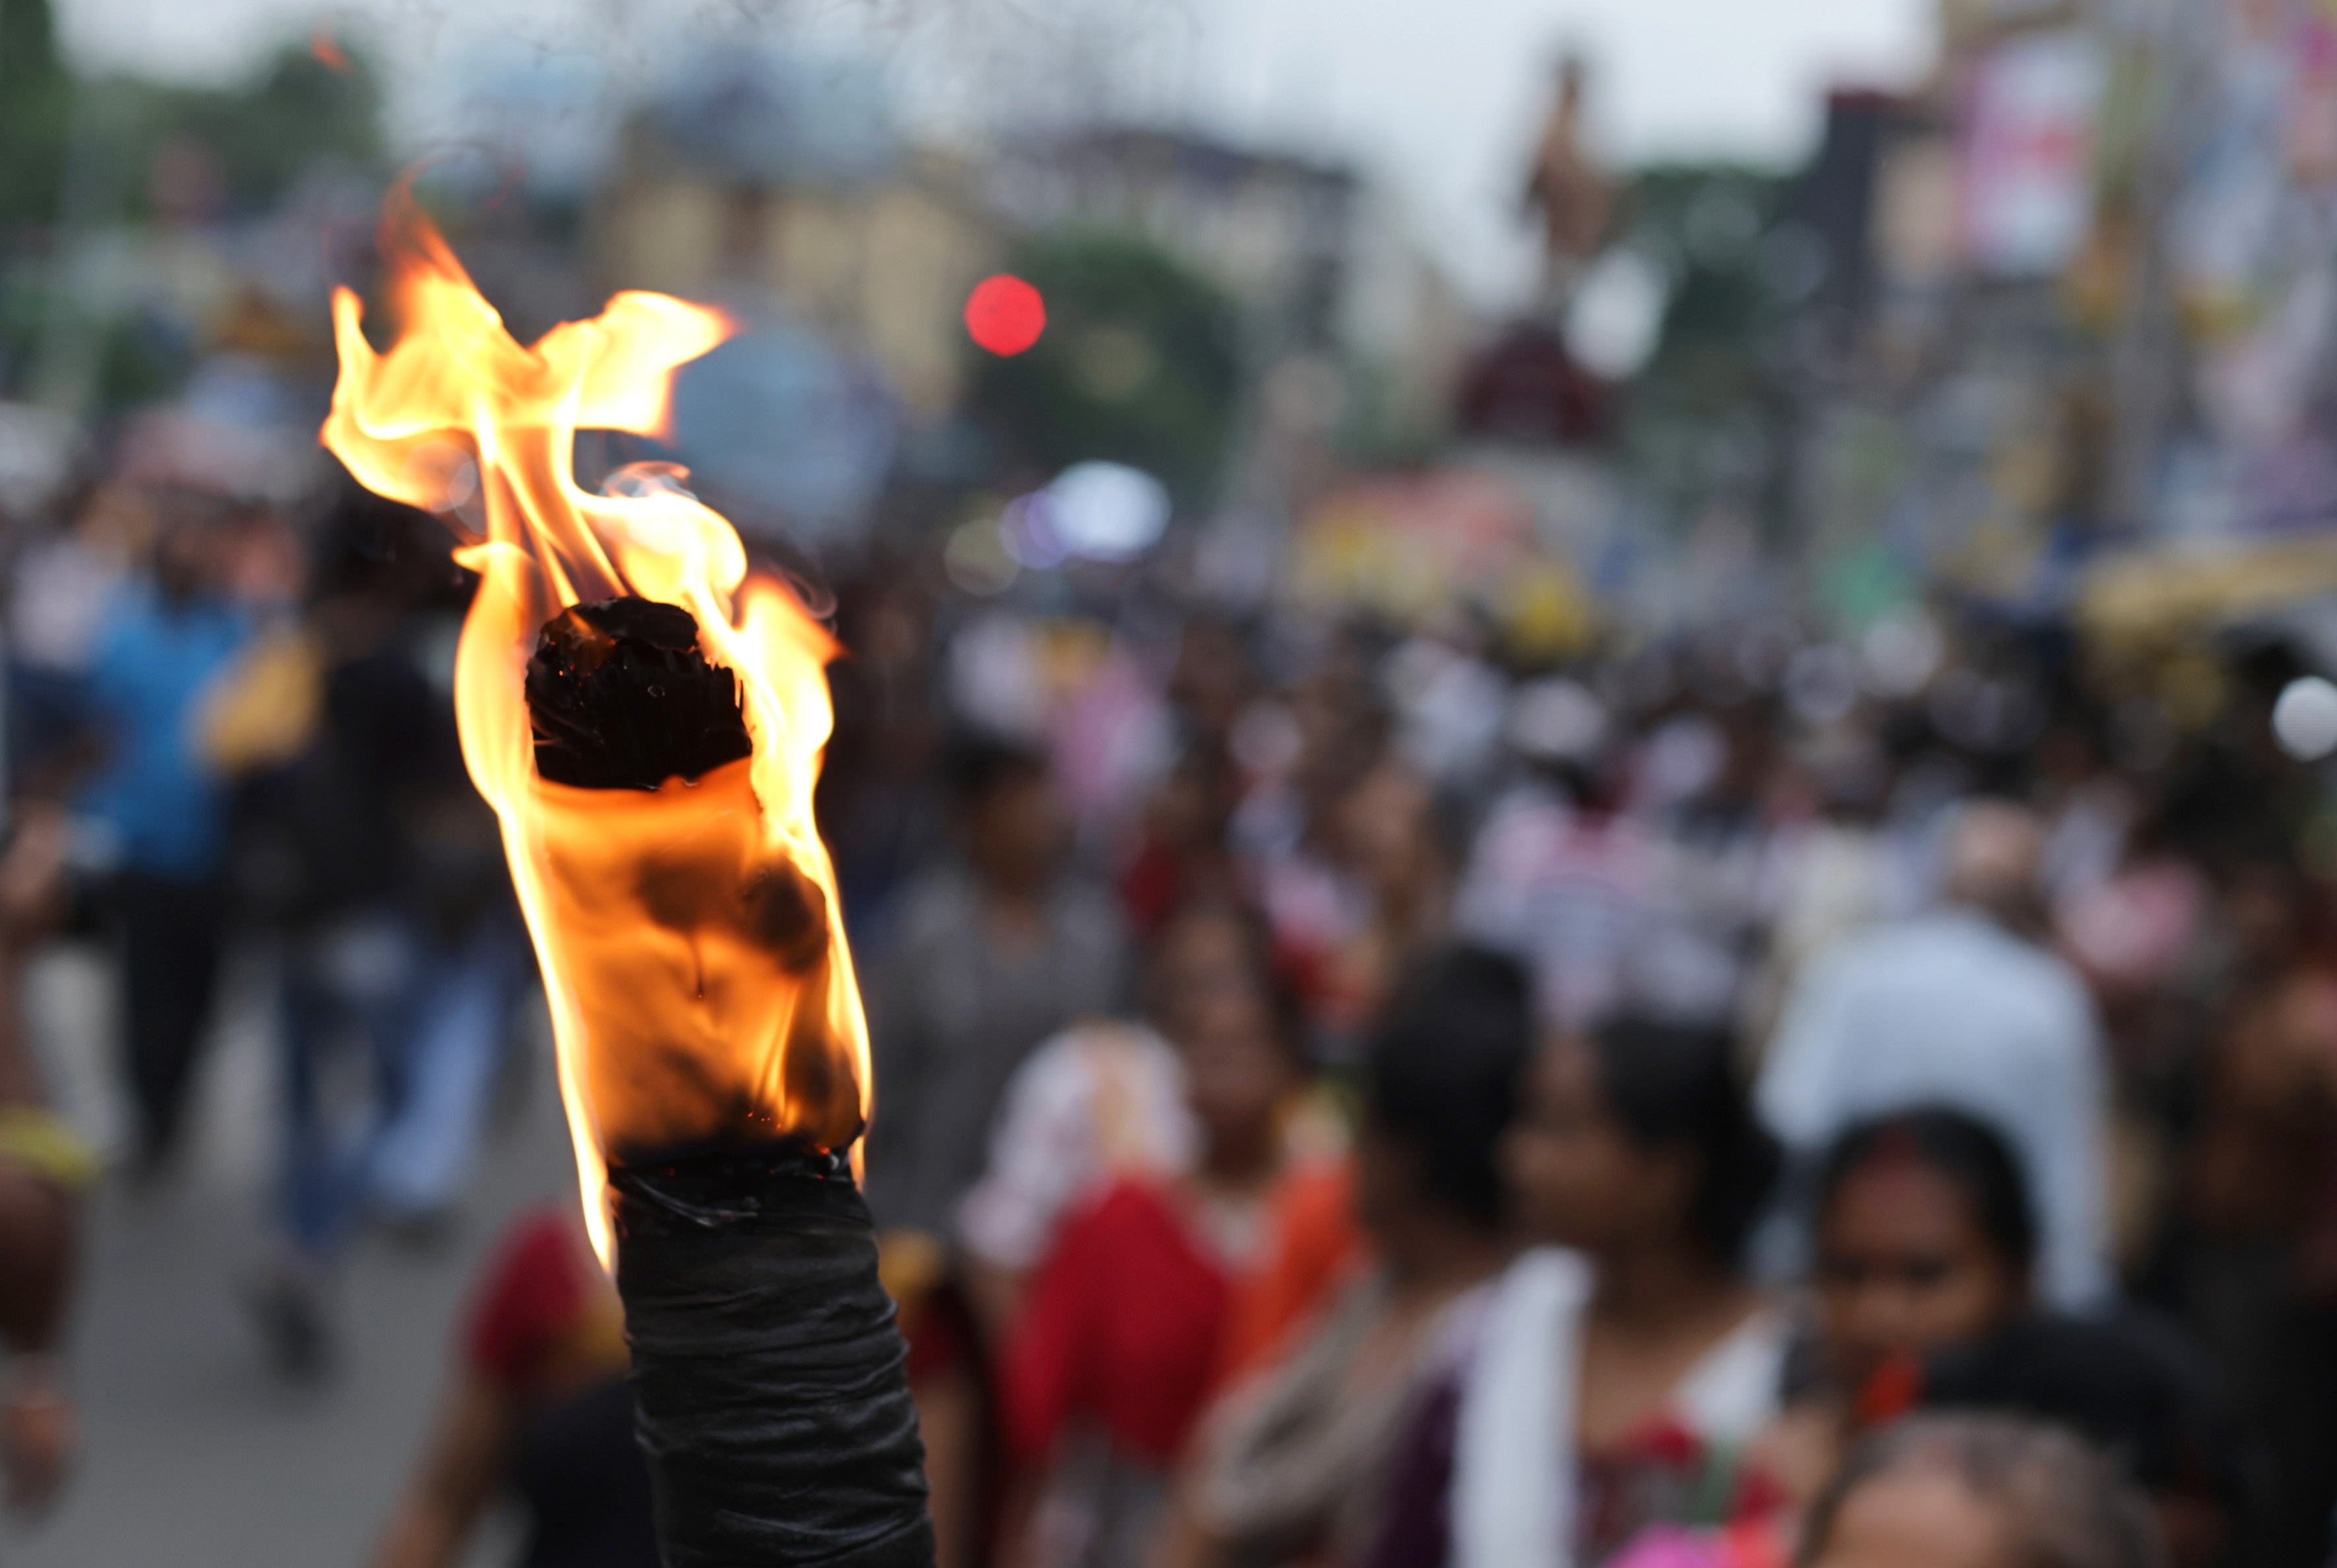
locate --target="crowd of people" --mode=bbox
[811,551,2337,1568]
[3,471,522,1382]
[0,462,2335,1568]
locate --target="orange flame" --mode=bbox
[319,197,869,1265]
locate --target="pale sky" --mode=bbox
[53,0,1935,304]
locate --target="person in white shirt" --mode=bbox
[1757,800,2113,1311]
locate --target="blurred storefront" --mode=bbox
[590,51,1003,431]
[1788,0,2337,637]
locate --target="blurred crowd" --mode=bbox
[3,460,2337,1568]
[3,472,522,1360]
[817,528,2337,1568]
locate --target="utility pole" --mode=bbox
[2103,0,2207,539]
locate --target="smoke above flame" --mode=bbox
[319,194,871,1265]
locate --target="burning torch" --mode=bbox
[321,199,933,1567]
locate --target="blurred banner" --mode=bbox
[1958,30,2105,278]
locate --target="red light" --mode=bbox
[965,274,1046,356]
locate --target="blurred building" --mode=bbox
[1784,0,2337,634]
[1775,1,2125,621]
[986,126,1469,449]
[589,52,1004,426]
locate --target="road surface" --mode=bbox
[4,940,575,1568]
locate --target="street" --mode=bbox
[3,940,573,1568]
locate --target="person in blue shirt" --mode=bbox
[80,508,249,1169]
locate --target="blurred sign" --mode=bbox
[1290,468,1543,626]
[2164,3,2337,537]
[1958,30,2104,276]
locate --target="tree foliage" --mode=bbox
[107,43,387,218]
[1611,164,1800,531]
[968,230,1241,511]
[4,29,385,230]
[0,0,71,224]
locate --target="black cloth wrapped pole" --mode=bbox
[529,596,934,1568]
[611,1148,933,1568]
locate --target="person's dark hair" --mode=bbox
[1799,1413,2168,1568]
[1919,1315,2247,1528]
[1363,945,1533,1230]
[1155,897,1312,1067]
[1820,1108,2038,1280]
[1588,1015,1780,1264]
[943,732,1048,813]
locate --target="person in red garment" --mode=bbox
[373,1207,657,1568]
[997,952,1309,1567]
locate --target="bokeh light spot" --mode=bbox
[965,274,1046,356]
[944,515,1020,596]
[2274,676,2337,761]
[1041,461,1169,560]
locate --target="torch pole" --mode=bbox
[611,1146,933,1568]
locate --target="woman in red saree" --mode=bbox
[998,957,1310,1567]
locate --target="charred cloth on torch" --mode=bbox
[528,596,935,1568]
[527,597,755,790]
